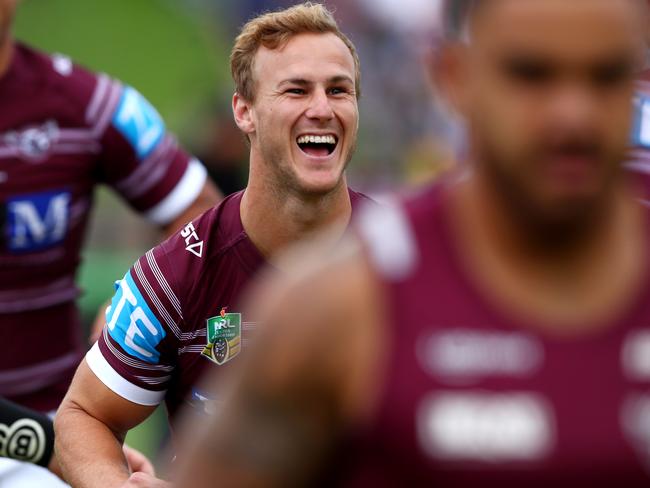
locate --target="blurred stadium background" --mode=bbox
[13,0,456,470]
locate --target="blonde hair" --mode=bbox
[230,2,361,102]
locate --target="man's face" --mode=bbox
[246,32,358,196]
[459,0,645,228]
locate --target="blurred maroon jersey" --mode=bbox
[0,43,209,410]
[333,182,650,487]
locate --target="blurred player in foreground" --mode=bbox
[54,3,371,487]
[173,0,650,486]
[0,0,220,485]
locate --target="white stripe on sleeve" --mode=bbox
[144,158,208,225]
[85,343,166,406]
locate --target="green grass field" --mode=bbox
[13,0,229,134]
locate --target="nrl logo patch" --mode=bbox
[202,308,241,365]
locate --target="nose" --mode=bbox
[546,84,598,133]
[305,88,334,122]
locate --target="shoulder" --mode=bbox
[153,205,220,270]
[150,191,244,280]
[348,188,376,208]
[351,183,451,282]
[16,43,105,123]
[349,182,446,222]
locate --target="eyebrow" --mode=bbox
[277,75,355,88]
[498,49,640,74]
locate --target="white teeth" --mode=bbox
[297,134,337,145]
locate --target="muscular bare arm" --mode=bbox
[54,360,157,488]
[173,239,386,487]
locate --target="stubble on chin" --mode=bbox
[479,146,620,254]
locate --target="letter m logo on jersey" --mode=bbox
[112,86,165,160]
[6,190,71,252]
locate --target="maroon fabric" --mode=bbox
[97,189,373,420]
[0,43,197,409]
[336,182,650,487]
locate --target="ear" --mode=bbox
[232,92,255,136]
[430,42,471,119]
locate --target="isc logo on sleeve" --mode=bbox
[106,271,166,364]
[6,190,70,252]
[112,86,165,160]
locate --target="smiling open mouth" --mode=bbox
[296,134,338,157]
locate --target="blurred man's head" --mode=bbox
[439,0,647,236]
[230,3,360,196]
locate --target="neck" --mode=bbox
[450,170,647,333]
[241,161,352,266]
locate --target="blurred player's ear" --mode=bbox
[232,92,255,136]
[431,42,470,119]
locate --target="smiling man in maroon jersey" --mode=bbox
[173,1,650,487]
[54,3,371,488]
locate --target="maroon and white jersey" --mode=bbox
[336,183,650,486]
[0,43,208,410]
[88,189,373,420]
